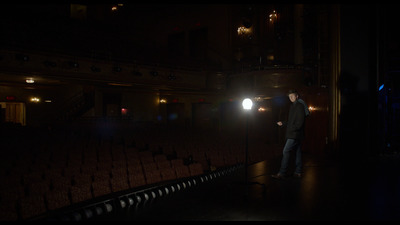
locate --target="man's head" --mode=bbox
[287,89,299,103]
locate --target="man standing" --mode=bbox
[272,89,307,179]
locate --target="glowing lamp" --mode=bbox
[258,107,266,112]
[26,78,34,83]
[242,98,253,110]
[30,97,40,102]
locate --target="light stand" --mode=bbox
[242,98,266,197]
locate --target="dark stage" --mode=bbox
[102,151,400,221]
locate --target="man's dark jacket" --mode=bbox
[283,100,306,140]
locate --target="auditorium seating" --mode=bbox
[0,123,270,221]
[19,195,47,220]
[160,167,177,181]
[26,180,51,197]
[0,199,18,221]
[45,189,70,211]
[110,177,130,193]
[174,165,191,179]
[92,180,112,198]
[189,163,204,176]
[128,170,147,188]
[70,183,92,204]
[157,160,172,170]
[145,168,164,185]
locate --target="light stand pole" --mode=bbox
[242,98,252,188]
[242,98,266,197]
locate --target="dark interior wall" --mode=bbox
[377,4,400,154]
[339,4,379,156]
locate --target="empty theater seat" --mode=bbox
[128,171,147,188]
[174,165,191,179]
[26,180,51,197]
[92,180,112,198]
[110,169,129,193]
[143,169,162,185]
[154,154,167,163]
[0,200,18,221]
[45,189,71,211]
[142,161,158,172]
[70,183,92,204]
[157,160,172,170]
[189,163,204,176]
[19,195,47,220]
[160,167,177,181]
[170,158,184,168]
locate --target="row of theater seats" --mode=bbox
[0,125,261,221]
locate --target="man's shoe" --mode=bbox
[293,173,302,178]
[271,173,285,179]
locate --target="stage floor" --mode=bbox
[125,151,400,221]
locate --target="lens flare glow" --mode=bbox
[242,98,253,110]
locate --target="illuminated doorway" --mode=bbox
[0,102,26,126]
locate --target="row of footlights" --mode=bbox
[53,164,243,221]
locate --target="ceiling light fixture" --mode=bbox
[26,78,34,84]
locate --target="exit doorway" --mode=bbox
[0,102,26,126]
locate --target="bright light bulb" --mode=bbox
[30,97,40,102]
[26,78,34,83]
[242,98,253,110]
